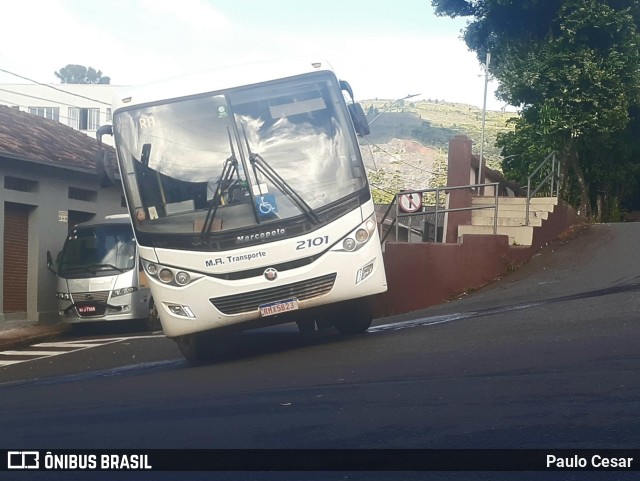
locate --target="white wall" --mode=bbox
[0,160,126,326]
[0,84,123,145]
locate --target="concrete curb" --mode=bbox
[0,324,71,350]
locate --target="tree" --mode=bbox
[54,64,111,84]
[433,0,640,220]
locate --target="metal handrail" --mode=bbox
[379,182,499,244]
[378,194,399,244]
[526,152,560,226]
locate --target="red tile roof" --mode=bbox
[0,104,113,172]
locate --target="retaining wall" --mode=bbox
[373,199,582,318]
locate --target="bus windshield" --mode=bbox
[58,224,136,278]
[113,72,368,245]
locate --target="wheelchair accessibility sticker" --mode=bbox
[256,194,278,218]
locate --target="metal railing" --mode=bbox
[526,152,560,226]
[379,183,500,244]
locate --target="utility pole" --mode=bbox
[478,52,491,195]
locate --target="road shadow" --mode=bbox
[62,319,156,339]
[176,325,371,367]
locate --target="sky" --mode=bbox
[0,0,511,111]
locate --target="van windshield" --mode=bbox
[58,224,136,278]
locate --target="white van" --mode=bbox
[47,215,159,329]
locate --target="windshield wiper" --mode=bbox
[60,263,126,274]
[242,128,320,225]
[88,263,127,273]
[200,129,239,242]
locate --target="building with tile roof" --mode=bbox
[0,83,118,144]
[0,105,125,329]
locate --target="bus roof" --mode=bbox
[112,57,335,111]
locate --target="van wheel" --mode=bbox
[145,298,161,332]
[334,298,373,335]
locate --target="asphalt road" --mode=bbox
[1,222,639,481]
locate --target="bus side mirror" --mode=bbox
[97,124,113,145]
[340,80,370,137]
[46,250,56,275]
[96,151,117,188]
[348,102,370,137]
[339,80,354,100]
[96,125,117,188]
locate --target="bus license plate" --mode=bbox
[259,298,299,317]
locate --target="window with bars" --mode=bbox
[4,176,39,193]
[68,107,101,131]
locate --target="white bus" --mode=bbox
[97,58,387,360]
[47,215,159,329]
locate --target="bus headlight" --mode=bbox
[142,259,201,287]
[175,271,191,286]
[146,263,158,276]
[355,228,369,243]
[158,268,173,284]
[334,214,378,253]
[343,238,357,251]
[364,217,376,232]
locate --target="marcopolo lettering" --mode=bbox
[237,228,286,244]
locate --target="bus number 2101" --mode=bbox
[296,236,329,250]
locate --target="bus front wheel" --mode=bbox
[175,332,214,362]
[296,319,316,333]
[333,297,373,335]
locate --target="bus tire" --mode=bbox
[296,319,316,333]
[334,297,373,335]
[175,333,209,362]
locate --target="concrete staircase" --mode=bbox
[457,196,558,246]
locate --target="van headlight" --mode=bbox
[112,286,138,297]
[142,259,200,287]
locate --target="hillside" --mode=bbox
[359,99,517,198]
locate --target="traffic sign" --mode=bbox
[398,192,422,213]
